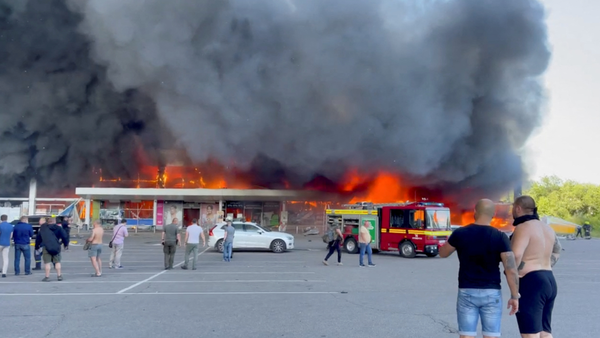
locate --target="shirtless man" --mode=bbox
[86,220,105,277]
[510,196,560,338]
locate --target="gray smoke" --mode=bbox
[0,0,173,195]
[0,0,550,197]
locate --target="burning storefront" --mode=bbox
[75,187,339,230]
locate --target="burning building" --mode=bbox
[0,0,550,228]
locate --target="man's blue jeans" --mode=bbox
[14,244,31,274]
[223,241,233,262]
[359,243,373,266]
[457,288,503,337]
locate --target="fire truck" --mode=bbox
[325,201,453,258]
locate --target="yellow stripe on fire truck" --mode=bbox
[382,229,452,237]
[325,209,378,215]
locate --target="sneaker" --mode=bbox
[322,260,329,266]
[15,273,19,276]
[337,262,343,266]
[359,264,366,267]
[42,277,50,282]
[181,266,188,270]
[1,274,6,278]
[32,267,42,271]
[25,272,32,275]
[368,264,376,267]
[108,265,114,269]
[57,275,63,281]
[116,266,123,269]
[192,268,197,270]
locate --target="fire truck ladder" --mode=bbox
[341,202,414,210]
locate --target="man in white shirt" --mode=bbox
[359,220,376,267]
[181,218,205,270]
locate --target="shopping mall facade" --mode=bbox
[72,187,333,229]
[0,178,336,229]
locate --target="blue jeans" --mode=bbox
[223,241,233,261]
[359,243,373,266]
[14,244,31,274]
[457,288,503,337]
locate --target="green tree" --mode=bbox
[525,176,600,237]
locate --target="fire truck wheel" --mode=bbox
[344,238,359,254]
[399,241,416,258]
[270,239,287,253]
[216,239,224,253]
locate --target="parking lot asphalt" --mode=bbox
[0,232,598,338]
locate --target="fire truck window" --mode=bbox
[389,210,404,228]
[426,210,451,229]
[409,210,425,229]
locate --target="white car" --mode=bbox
[208,222,295,253]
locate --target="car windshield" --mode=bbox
[426,209,451,229]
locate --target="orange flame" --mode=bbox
[452,204,513,231]
[344,171,411,204]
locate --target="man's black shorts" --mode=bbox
[516,270,558,334]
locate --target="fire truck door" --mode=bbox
[407,210,426,249]
[380,208,406,251]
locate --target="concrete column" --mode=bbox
[219,200,223,212]
[84,198,91,229]
[28,178,37,215]
[152,199,157,233]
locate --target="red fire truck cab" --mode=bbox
[325,202,452,258]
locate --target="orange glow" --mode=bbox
[452,204,513,231]
[342,169,369,192]
[98,164,255,189]
[344,171,411,204]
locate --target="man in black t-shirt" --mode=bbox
[440,199,520,338]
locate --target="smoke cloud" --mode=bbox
[0,0,173,195]
[0,0,550,198]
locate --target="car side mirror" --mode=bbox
[258,230,263,234]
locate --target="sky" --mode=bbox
[525,0,600,184]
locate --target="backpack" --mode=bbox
[40,226,60,256]
[322,228,335,243]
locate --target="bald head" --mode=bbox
[473,199,495,225]
[513,195,537,218]
[514,195,536,211]
[475,199,496,217]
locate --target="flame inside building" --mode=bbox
[91,157,515,229]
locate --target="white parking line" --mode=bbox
[50,271,316,276]
[115,247,210,294]
[169,271,316,275]
[0,279,325,284]
[0,291,340,297]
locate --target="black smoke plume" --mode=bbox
[0,0,550,200]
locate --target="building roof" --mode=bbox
[75,187,337,202]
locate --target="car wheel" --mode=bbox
[399,241,416,258]
[216,239,224,253]
[270,239,287,253]
[344,238,359,254]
